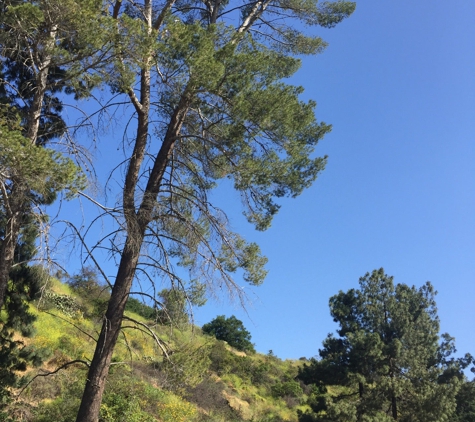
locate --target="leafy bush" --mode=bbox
[67,267,109,319]
[101,373,198,422]
[41,290,82,317]
[31,368,85,422]
[271,380,303,399]
[159,341,211,394]
[100,392,157,422]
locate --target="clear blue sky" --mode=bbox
[191,0,475,360]
[58,1,475,362]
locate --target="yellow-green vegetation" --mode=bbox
[4,279,308,421]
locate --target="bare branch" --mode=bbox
[122,315,171,359]
[17,360,90,397]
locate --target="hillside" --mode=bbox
[4,277,311,422]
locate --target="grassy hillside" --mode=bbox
[4,278,311,421]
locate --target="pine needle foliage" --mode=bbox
[298,268,462,422]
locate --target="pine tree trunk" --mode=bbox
[0,184,25,310]
[390,360,398,420]
[357,381,364,422]
[75,234,143,422]
[391,393,398,420]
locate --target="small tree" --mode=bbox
[202,315,255,352]
[157,282,206,327]
[298,268,462,422]
[67,267,110,319]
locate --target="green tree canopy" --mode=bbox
[298,268,462,422]
[156,283,206,327]
[453,380,475,422]
[0,0,107,312]
[202,315,255,352]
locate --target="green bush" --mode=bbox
[125,297,158,320]
[271,380,303,399]
[41,290,82,317]
[202,315,255,352]
[100,392,157,422]
[67,267,110,319]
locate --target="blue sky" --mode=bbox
[191,0,475,360]
[57,1,475,362]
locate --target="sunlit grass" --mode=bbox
[16,277,304,421]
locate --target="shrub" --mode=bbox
[271,380,303,399]
[100,392,157,422]
[41,291,82,317]
[125,297,158,320]
[159,341,211,394]
[187,376,230,414]
[67,267,110,319]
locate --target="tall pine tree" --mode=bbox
[298,269,461,422]
[74,1,355,420]
[0,0,109,311]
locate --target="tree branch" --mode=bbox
[17,359,90,397]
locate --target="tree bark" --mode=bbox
[357,381,364,422]
[0,189,22,308]
[25,24,58,144]
[74,234,144,422]
[389,359,398,419]
[391,392,398,420]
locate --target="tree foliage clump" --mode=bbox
[203,315,255,352]
[66,268,110,319]
[125,297,158,321]
[298,268,463,422]
[0,0,109,313]
[453,380,475,422]
[0,264,50,409]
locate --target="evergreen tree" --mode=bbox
[2,0,356,419]
[0,219,50,408]
[454,380,475,422]
[157,283,206,327]
[298,269,461,422]
[0,109,82,404]
[0,0,106,405]
[0,0,109,311]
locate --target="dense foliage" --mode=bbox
[1,277,307,421]
[0,201,50,409]
[297,268,466,422]
[203,315,255,352]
